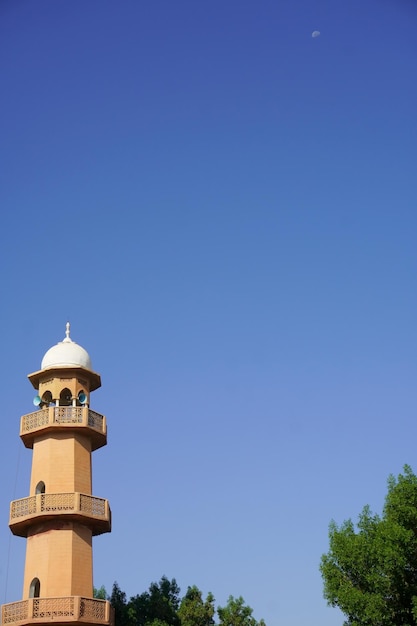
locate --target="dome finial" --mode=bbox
[40,324,92,371]
[64,321,72,343]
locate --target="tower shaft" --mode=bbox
[1,327,113,626]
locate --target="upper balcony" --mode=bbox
[1,596,114,626]
[9,493,111,537]
[20,407,107,451]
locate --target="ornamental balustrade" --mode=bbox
[1,597,114,626]
[20,407,105,435]
[9,493,111,537]
[10,493,108,521]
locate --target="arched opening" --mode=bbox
[29,578,40,598]
[35,481,45,495]
[59,388,72,406]
[41,390,53,406]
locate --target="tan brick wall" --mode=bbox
[23,523,93,598]
[70,524,93,596]
[30,434,92,495]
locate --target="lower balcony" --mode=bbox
[1,597,114,626]
[9,493,111,537]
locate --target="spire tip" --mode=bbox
[64,321,72,343]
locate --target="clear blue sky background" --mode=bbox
[1,1,416,625]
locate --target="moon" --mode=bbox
[312,30,321,38]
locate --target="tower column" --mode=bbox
[1,325,113,626]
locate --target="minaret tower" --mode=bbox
[2,325,113,626]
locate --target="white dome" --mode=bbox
[41,323,92,371]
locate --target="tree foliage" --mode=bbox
[94,585,108,600]
[217,596,266,626]
[105,577,266,626]
[129,576,180,626]
[178,586,215,626]
[110,582,130,626]
[320,465,417,626]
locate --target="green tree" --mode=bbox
[320,465,417,626]
[94,585,108,600]
[217,596,266,626]
[110,582,130,626]
[110,578,266,626]
[128,576,180,626]
[178,585,215,626]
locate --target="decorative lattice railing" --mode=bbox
[10,493,108,522]
[1,597,114,625]
[20,407,106,435]
[2,601,28,625]
[33,597,75,619]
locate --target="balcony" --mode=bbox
[9,493,111,537]
[20,407,107,451]
[1,597,114,626]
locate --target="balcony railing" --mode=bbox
[1,597,114,626]
[20,407,107,450]
[9,493,111,537]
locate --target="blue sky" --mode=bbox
[1,1,416,625]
